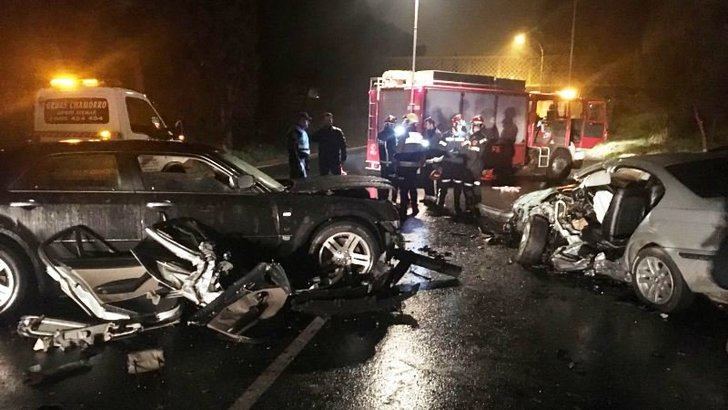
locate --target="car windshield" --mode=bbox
[216,152,285,192]
[666,157,728,198]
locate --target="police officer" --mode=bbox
[395,113,426,219]
[287,112,312,179]
[436,113,468,215]
[463,115,487,214]
[311,112,347,176]
[421,117,442,205]
[377,115,398,200]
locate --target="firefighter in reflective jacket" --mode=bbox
[377,115,397,200]
[395,113,426,219]
[463,115,488,214]
[436,113,468,215]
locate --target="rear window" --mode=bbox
[666,158,728,198]
[11,153,120,191]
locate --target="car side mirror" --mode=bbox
[236,175,255,190]
[174,120,185,141]
[582,170,611,188]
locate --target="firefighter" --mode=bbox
[463,115,487,214]
[394,113,426,219]
[377,115,398,200]
[287,112,312,179]
[421,117,442,205]
[436,113,468,215]
[494,106,518,185]
[311,112,347,176]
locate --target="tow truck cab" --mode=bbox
[33,78,174,142]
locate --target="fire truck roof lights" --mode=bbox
[557,87,579,101]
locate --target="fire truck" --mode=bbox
[365,70,608,180]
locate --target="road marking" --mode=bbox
[230,316,329,410]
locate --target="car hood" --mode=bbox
[288,175,392,194]
[512,187,558,211]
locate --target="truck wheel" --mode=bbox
[631,247,694,313]
[547,150,572,182]
[0,243,32,322]
[516,215,549,269]
[309,221,380,276]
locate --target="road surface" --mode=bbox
[1,156,727,409]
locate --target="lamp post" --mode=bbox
[513,33,545,87]
[409,0,420,112]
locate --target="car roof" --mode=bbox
[1,140,219,158]
[616,150,728,168]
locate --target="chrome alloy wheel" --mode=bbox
[635,256,675,304]
[318,232,374,274]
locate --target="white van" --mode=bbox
[33,78,175,142]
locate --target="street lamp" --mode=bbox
[513,33,545,87]
[409,0,420,112]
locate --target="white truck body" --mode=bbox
[34,86,171,142]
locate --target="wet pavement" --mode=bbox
[1,158,728,408]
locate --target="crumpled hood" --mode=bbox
[512,187,558,212]
[288,175,393,194]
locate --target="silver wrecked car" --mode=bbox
[480,150,728,312]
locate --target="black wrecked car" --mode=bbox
[0,140,399,318]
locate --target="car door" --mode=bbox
[130,153,280,249]
[5,152,141,250]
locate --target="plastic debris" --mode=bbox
[127,349,165,374]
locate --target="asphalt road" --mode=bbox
[1,156,728,408]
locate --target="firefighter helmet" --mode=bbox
[403,112,419,124]
[451,113,463,125]
[383,114,396,124]
[471,115,484,125]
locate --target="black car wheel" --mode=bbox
[631,247,694,313]
[516,214,549,269]
[309,221,380,277]
[0,243,31,321]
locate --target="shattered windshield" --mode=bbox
[217,152,285,192]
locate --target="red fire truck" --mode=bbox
[365,70,608,180]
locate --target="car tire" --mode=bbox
[0,243,32,322]
[631,247,694,313]
[309,221,381,276]
[547,150,572,182]
[516,214,549,269]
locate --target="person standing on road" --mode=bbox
[436,113,468,215]
[377,114,398,200]
[463,115,487,215]
[287,112,312,179]
[421,117,442,206]
[395,113,426,219]
[311,112,347,176]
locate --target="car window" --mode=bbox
[666,158,728,198]
[217,152,285,192]
[126,97,168,139]
[11,153,120,191]
[137,155,234,193]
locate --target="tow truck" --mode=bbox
[32,76,178,142]
[364,70,608,181]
